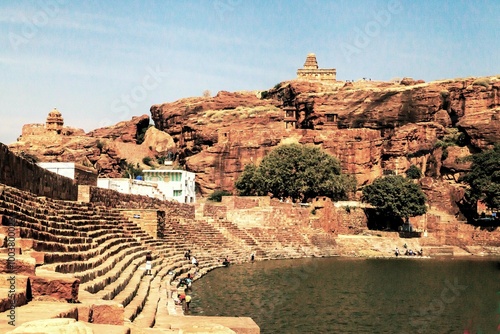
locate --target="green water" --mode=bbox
[190,257,500,334]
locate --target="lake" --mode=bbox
[189,257,500,334]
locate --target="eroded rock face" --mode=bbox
[151,76,500,200]
[7,76,500,218]
[8,115,152,177]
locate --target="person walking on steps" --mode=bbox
[145,252,153,275]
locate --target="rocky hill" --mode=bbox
[150,76,500,193]
[7,74,500,218]
[8,113,176,177]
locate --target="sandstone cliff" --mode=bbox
[7,75,500,220]
[150,76,500,199]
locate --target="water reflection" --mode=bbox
[191,257,500,333]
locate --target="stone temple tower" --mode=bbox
[297,53,336,81]
[46,108,64,134]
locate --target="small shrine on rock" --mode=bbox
[46,108,64,133]
[297,53,336,81]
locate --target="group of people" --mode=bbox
[163,250,259,313]
[395,244,423,257]
[174,272,193,311]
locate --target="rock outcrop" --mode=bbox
[150,76,500,205]
[7,74,500,219]
[9,114,154,177]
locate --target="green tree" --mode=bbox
[405,164,422,179]
[235,144,356,202]
[208,189,232,202]
[362,175,427,221]
[459,144,500,211]
[121,160,143,179]
[234,164,262,196]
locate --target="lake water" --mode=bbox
[189,257,500,334]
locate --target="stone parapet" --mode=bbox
[0,143,78,201]
[297,68,337,81]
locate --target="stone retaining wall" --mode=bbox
[203,203,227,219]
[87,186,195,217]
[0,143,77,200]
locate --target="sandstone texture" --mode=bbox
[6,318,93,334]
[9,114,155,177]
[7,75,500,220]
[150,76,500,203]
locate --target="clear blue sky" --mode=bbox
[1,0,499,145]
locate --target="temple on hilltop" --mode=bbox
[297,53,336,81]
[18,108,86,139]
[46,107,64,133]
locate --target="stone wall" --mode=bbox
[74,165,98,186]
[215,196,369,233]
[311,198,368,234]
[220,196,313,228]
[119,209,159,238]
[88,186,194,218]
[203,203,227,220]
[0,143,78,200]
[421,213,500,248]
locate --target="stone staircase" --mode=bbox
[0,183,341,333]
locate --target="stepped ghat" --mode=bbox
[0,143,343,333]
[1,140,500,332]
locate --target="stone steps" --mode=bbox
[53,239,142,274]
[0,301,78,333]
[32,239,94,253]
[91,258,143,301]
[127,262,172,325]
[42,237,134,265]
[77,246,145,286]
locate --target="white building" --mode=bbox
[38,162,196,203]
[37,162,98,186]
[96,178,166,200]
[142,169,196,204]
[38,162,76,179]
[97,169,196,204]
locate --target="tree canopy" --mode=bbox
[459,144,500,211]
[234,143,356,202]
[405,164,422,179]
[361,175,427,220]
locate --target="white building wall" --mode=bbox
[97,177,171,201]
[97,170,195,203]
[38,162,75,179]
[142,169,196,204]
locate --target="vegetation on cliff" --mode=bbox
[361,175,427,227]
[460,144,500,211]
[405,165,422,179]
[234,143,356,202]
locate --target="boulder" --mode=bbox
[6,318,93,334]
[29,276,79,303]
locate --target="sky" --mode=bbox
[0,0,499,145]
